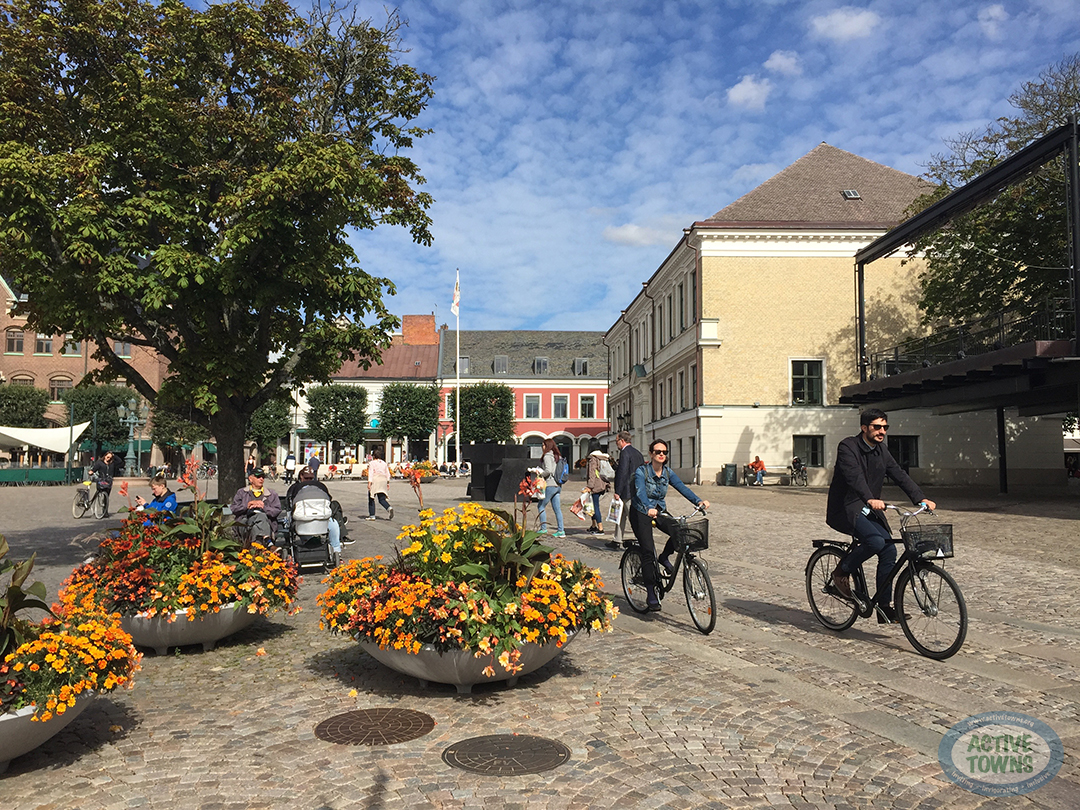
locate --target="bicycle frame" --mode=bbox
[642,505,708,600]
[810,536,924,619]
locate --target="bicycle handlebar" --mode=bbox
[883,503,934,518]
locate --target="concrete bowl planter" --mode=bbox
[0,692,95,774]
[120,602,258,656]
[359,632,576,694]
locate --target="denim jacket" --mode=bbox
[632,464,701,515]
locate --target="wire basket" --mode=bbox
[677,515,709,551]
[900,524,954,559]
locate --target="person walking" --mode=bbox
[365,446,394,520]
[537,438,565,538]
[585,447,612,535]
[826,408,936,624]
[608,430,644,550]
[630,438,710,611]
[307,451,322,480]
[283,451,297,484]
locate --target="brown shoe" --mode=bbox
[832,570,853,598]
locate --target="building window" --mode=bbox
[114,340,132,358]
[792,360,824,406]
[533,357,548,374]
[667,376,674,415]
[658,304,665,347]
[667,293,674,339]
[5,329,23,354]
[553,395,568,419]
[690,364,697,408]
[35,334,53,354]
[678,370,685,411]
[677,438,683,467]
[574,358,589,376]
[793,435,825,467]
[49,377,73,401]
[689,436,696,467]
[10,375,34,386]
[458,356,469,374]
[62,335,81,355]
[524,394,540,419]
[657,382,664,418]
[678,283,685,331]
[888,435,920,471]
[493,355,508,374]
[691,273,697,324]
[580,395,595,419]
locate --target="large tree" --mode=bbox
[907,55,1079,324]
[62,385,136,454]
[450,382,516,444]
[304,384,368,456]
[376,382,441,443]
[0,385,49,429]
[148,406,211,467]
[0,0,434,498]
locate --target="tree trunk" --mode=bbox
[209,406,248,505]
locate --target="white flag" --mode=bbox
[451,273,460,316]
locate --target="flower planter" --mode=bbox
[418,476,436,483]
[120,602,258,656]
[0,692,95,774]
[359,633,576,694]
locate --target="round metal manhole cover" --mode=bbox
[314,708,435,746]
[442,734,571,775]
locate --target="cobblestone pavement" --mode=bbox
[1,475,1078,809]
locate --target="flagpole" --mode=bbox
[454,269,461,474]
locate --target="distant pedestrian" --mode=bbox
[365,446,393,520]
[537,438,565,539]
[307,452,321,480]
[585,448,612,535]
[283,452,297,483]
[609,431,644,550]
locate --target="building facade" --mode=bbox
[606,144,1064,487]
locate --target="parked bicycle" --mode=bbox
[196,462,217,480]
[805,504,967,659]
[788,456,808,487]
[621,504,716,634]
[72,473,110,520]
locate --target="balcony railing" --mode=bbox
[869,298,1075,379]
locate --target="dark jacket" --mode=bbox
[230,486,282,531]
[826,434,925,536]
[613,443,645,501]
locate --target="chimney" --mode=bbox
[401,314,438,345]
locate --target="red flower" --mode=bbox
[119,481,129,497]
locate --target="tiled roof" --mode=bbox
[706,143,933,227]
[438,330,607,379]
[334,337,440,380]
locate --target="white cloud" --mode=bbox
[977,4,1008,39]
[764,50,802,76]
[727,74,772,110]
[602,223,677,247]
[809,7,882,41]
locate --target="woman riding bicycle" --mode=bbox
[630,438,710,612]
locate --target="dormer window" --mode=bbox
[493,355,508,374]
[841,189,861,200]
[533,356,548,374]
[458,356,469,374]
[573,358,589,376]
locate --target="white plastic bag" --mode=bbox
[606,498,623,525]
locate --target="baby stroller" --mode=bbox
[277,487,341,572]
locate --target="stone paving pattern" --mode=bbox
[1,474,1078,808]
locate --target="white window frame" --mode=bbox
[552,394,568,420]
[524,393,541,420]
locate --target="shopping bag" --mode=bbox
[570,489,590,520]
[606,498,623,525]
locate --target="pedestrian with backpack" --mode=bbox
[585,447,613,535]
[538,438,566,538]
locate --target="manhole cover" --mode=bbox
[314,708,435,745]
[442,734,571,775]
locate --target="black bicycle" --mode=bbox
[72,473,109,519]
[620,505,716,634]
[788,457,808,487]
[805,504,967,659]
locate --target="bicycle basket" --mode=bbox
[900,524,953,559]
[678,515,709,551]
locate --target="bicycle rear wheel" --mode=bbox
[805,546,857,631]
[795,469,808,487]
[72,491,88,519]
[683,557,716,634]
[620,548,651,613]
[895,564,967,660]
[92,492,107,519]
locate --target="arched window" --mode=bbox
[10,375,34,386]
[50,376,74,401]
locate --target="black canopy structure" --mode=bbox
[841,118,1080,491]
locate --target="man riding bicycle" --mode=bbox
[826,408,935,623]
[630,438,710,612]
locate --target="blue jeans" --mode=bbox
[755,471,764,485]
[368,492,391,516]
[327,518,341,553]
[538,485,563,532]
[840,513,898,607]
[591,492,603,523]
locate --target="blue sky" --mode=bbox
[338,0,1080,332]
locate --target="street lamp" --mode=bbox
[116,397,149,478]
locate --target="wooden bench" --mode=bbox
[742,466,788,486]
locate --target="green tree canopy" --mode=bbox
[377,382,441,440]
[0,385,49,429]
[62,385,137,451]
[305,384,367,447]
[908,54,1079,324]
[149,406,211,457]
[247,399,293,461]
[0,0,434,498]
[450,382,516,444]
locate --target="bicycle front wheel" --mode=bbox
[795,469,808,487]
[806,546,857,631]
[683,557,716,634]
[92,492,107,519]
[620,548,651,613]
[895,564,967,660]
[72,491,88,519]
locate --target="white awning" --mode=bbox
[0,421,91,454]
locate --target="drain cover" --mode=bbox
[314,708,435,746]
[442,734,571,775]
